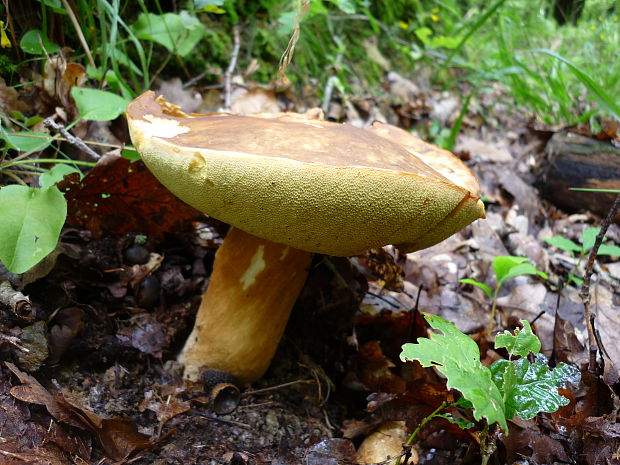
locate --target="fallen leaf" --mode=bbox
[55,395,156,462]
[6,362,79,427]
[455,135,513,162]
[7,362,156,462]
[231,88,280,115]
[58,154,202,239]
[347,341,406,394]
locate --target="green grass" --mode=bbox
[1,0,617,127]
[460,0,619,125]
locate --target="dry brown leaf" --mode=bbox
[55,395,156,462]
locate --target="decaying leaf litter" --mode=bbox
[1,34,620,465]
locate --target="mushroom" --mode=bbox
[126,91,485,384]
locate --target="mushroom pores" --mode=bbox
[126,91,485,256]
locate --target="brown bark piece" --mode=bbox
[536,132,620,222]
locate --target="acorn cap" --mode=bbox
[126,91,484,256]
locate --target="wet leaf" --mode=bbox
[495,320,541,357]
[490,355,580,420]
[400,313,507,431]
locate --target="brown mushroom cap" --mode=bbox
[126,91,484,256]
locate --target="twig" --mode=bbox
[6,132,123,149]
[183,71,209,89]
[0,281,32,319]
[43,118,101,160]
[61,0,95,69]
[0,449,31,461]
[0,333,30,352]
[223,25,241,111]
[579,194,620,374]
[242,378,314,396]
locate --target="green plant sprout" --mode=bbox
[399,314,580,465]
[544,227,620,286]
[460,255,547,321]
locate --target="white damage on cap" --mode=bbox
[132,115,191,139]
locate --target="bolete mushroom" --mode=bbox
[126,91,485,384]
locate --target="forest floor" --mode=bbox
[2,66,620,465]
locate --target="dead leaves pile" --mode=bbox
[3,362,157,464]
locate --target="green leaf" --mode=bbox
[400,314,508,431]
[0,130,52,152]
[493,256,547,287]
[19,29,60,55]
[38,0,66,14]
[534,49,620,121]
[570,188,620,194]
[130,12,206,58]
[437,413,475,429]
[325,0,357,14]
[415,27,433,46]
[581,227,600,251]
[121,148,140,162]
[494,320,541,357]
[493,256,528,283]
[490,355,580,420]
[598,243,620,256]
[71,88,130,121]
[39,164,82,188]
[459,278,493,299]
[0,185,67,274]
[544,236,582,254]
[568,274,584,286]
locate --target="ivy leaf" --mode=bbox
[490,354,580,420]
[494,320,541,357]
[400,314,507,431]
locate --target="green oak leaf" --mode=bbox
[490,354,580,420]
[400,314,507,431]
[494,320,541,357]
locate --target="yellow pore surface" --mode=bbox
[127,92,485,256]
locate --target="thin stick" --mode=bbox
[61,0,96,69]
[0,449,31,461]
[5,132,123,149]
[579,194,620,373]
[0,281,33,319]
[43,118,101,160]
[0,334,30,352]
[242,379,314,396]
[223,25,241,111]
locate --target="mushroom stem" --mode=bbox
[179,227,313,384]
